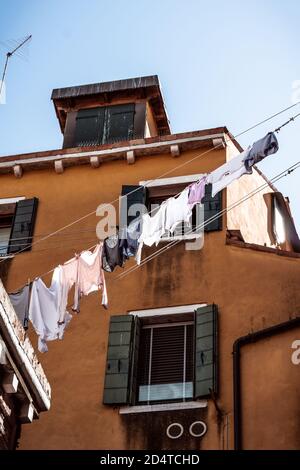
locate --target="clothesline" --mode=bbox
[117,160,300,280]
[9,157,300,353]
[1,101,300,263]
[21,131,279,285]
[6,106,300,354]
[5,125,300,288]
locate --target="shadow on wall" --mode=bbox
[0,258,12,286]
[121,408,208,450]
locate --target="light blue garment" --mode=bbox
[9,284,30,329]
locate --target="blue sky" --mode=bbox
[0,0,299,229]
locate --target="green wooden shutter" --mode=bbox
[194,304,218,398]
[129,316,141,405]
[203,184,222,231]
[75,107,105,146]
[103,315,135,405]
[105,103,135,144]
[8,198,39,254]
[120,185,147,229]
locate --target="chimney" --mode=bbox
[51,75,170,149]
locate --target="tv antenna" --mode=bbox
[0,34,32,101]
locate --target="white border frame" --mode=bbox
[130,303,207,317]
[0,196,25,204]
[120,400,208,415]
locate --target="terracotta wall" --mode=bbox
[0,146,299,449]
[226,137,274,246]
[241,327,300,450]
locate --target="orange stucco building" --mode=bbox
[0,76,300,450]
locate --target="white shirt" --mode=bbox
[136,203,167,264]
[29,267,72,353]
[165,188,192,233]
[207,149,252,197]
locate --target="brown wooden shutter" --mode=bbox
[8,198,38,254]
[194,304,218,398]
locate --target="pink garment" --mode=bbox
[188,176,207,208]
[59,257,79,324]
[73,244,108,312]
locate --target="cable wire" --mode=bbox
[116,161,300,280]
[3,101,300,286]
[1,100,300,261]
[10,159,300,292]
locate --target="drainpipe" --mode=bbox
[233,316,300,450]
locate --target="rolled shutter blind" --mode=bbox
[120,185,147,229]
[8,198,39,254]
[136,324,194,403]
[194,304,218,398]
[103,315,134,405]
[203,184,222,231]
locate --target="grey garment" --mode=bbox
[119,218,141,259]
[9,284,30,329]
[244,132,279,170]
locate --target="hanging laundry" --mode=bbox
[102,231,125,272]
[165,187,192,233]
[243,132,279,170]
[9,284,30,330]
[136,203,167,264]
[29,267,72,353]
[73,243,108,312]
[207,149,252,197]
[139,203,167,247]
[119,218,141,259]
[188,175,207,208]
[59,258,79,324]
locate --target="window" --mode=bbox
[0,197,38,255]
[103,304,218,406]
[148,194,203,241]
[75,103,135,147]
[0,202,16,256]
[120,175,222,240]
[264,192,300,252]
[136,320,194,404]
[273,197,286,245]
[0,215,13,256]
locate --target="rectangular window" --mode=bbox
[135,174,222,240]
[103,304,218,406]
[0,197,38,255]
[0,206,15,256]
[0,224,12,256]
[136,319,194,404]
[75,103,135,147]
